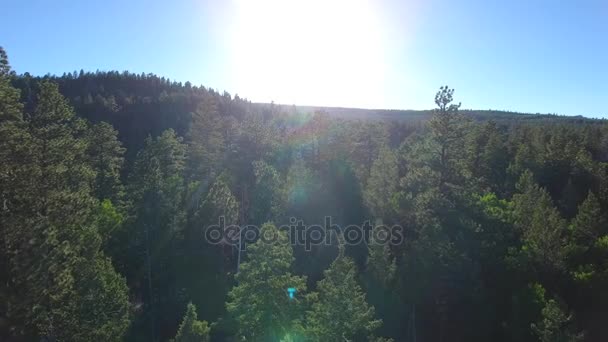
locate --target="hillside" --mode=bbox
[277,104,599,123]
[4,66,608,342]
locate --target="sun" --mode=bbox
[229,0,388,108]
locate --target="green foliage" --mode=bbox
[197,176,239,226]
[0,48,22,122]
[364,146,399,220]
[0,46,11,76]
[428,86,468,192]
[0,75,130,340]
[125,128,188,340]
[569,191,606,244]
[173,303,211,342]
[186,94,225,182]
[3,60,608,342]
[285,156,316,211]
[512,171,568,272]
[478,192,512,221]
[251,160,285,224]
[347,121,389,186]
[70,255,132,340]
[465,121,509,193]
[366,224,396,286]
[226,223,307,341]
[532,297,583,342]
[128,128,187,236]
[566,191,608,284]
[95,198,124,242]
[86,121,126,203]
[306,249,382,341]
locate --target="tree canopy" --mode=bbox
[1,46,607,341]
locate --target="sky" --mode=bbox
[2,0,608,117]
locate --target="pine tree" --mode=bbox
[0,48,21,122]
[70,254,132,340]
[465,121,508,193]
[428,86,468,192]
[512,171,568,273]
[570,191,606,245]
[306,245,382,341]
[364,146,399,220]
[511,170,541,229]
[481,126,508,193]
[186,94,225,182]
[366,225,396,287]
[250,160,285,224]
[532,297,583,342]
[126,128,187,341]
[86,121,126,204]
[0,45,26,216]
[0,47,13,77]
[197,176,239,227]
[226,223,307,341]
[0,46,31,339]
[1,80,130,340]
[285,156,316,215]
[347,121,389,186]
[227,113,281,227]
[173,302,211,342]
[567,191,608,284]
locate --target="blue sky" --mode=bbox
[2,0,607,117]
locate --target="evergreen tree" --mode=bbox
[0,46,31,339]
[2,57,608,342]
[306,245,382,341]
[86,121,126,204]
[284,156,318,220]
[570,191,606,245]
[250,159,285,224]
[1,80,130,340]
[0,47,11,76]
[226,223,307,341]
[177,174,239,334]
[532,298,583,342]
[428,86,468,193]
[567,191,608,285]
[366,226,397,287]
[364,146,399,221]
[480,126,509,193]
[197,175,239,227]
[0,45,26,220]
[173,302,211,342]
[0,48,21,122]
[465,121,508,193]
[512,171,568,273]
[186,94,225,182]
[347,121,389,186]
[126,129,187,341]
[365,224,402,340]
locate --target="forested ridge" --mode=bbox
[2,46,608,341]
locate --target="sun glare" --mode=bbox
[230,0,387,108]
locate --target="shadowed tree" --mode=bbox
[172,302,211,342]
[306,243,382,341]
[87,121,126,204]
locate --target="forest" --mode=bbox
[1,46,608,341]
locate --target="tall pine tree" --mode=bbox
[1,77,130,340]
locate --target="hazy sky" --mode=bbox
[3,0,608,117]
